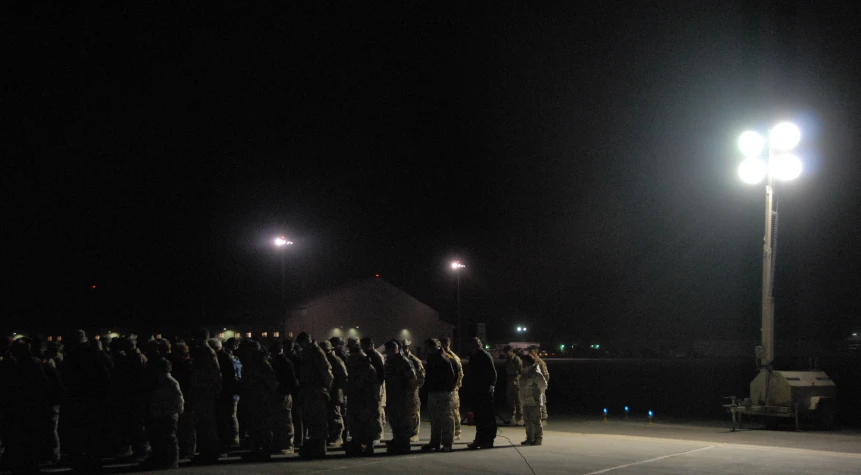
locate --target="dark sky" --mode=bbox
[4,1,861,345]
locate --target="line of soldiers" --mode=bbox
[0,329,500,473]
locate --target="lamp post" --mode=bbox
[736,122,802,371]
[275,236,293,333]
[451,260,466,354]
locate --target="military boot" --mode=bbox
[533,437,543,446]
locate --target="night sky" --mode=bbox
[5,2,861,346]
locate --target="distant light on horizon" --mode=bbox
[451,260,465,270]
[275,236,293,247]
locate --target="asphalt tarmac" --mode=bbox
[33,418,860,475]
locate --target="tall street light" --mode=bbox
[516,326,527,340]
[451,260,466,354]
[275,236,293,333]
[736,122,802,372]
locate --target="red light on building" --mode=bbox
[375,274,380,277]
[91,285,96,289]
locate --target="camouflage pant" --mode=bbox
[452,389,462,435]
[506,384,523,422]
[327,403,343,443]
[428,391,455,448]
[147,415,179,469]
[406,391,420,439]
[408,391,421,439]
[301,390,329,441]
[541,394,548,421]
[346,399,380,445]
[217,397,239,450]
[272,394,294,451]
[524,406,543,441]
[386,399,414,446]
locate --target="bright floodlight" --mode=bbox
[738,131,765,158]
[772,154,802,181]
[275,236,292,247]
[738,158,767,184]
[451,261,465,270]
[770,122,801,151]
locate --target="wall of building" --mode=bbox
[286,279,453,345]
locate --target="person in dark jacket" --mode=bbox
[210,338,241,453]
[3,339,51,473]
[112,335,150,460]
[343,338,380,456]
[238,340,278,461]
[296,332,333,459]
[186,328,221,464]
[284,339,304,450]
[383,340,417,454]
[142,357,184,470]
[270,341,299,454]
[42,340,64,465]
[64,329,112,471]
[420,339,456,453]
[466,337,497,449]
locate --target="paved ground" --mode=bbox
[31,419,861,474]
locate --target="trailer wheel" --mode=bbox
[816,399,836,429]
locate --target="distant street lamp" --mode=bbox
[451,260,466,354]
[736,122,802,370]
[516,326,527,339]
[275,236,293,332]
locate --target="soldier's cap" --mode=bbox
[527,345,540,351]
[296,332,311,344]
[439,336,451,345]
[401,339,411,347]
[318,340,333,351]
[346,337,360,349]
[328,336,343,346]
[503,345,513,353]
[384,339,400,350]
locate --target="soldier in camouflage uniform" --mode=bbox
[361,337,386,440]
[383,339,417,454]
[504,345,523,425]
[402,340,425,442]
[319,340,348,447]
[296,332,334,459]
[113,335,150,459]
[440,337,463,439]
[238,340,278,461]
[344,338,380,456]
[528,345,549,421]
[187,327,222,464]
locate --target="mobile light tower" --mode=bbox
[451,260,466,354]
[275,236,293,333]
[726,122,836,431]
